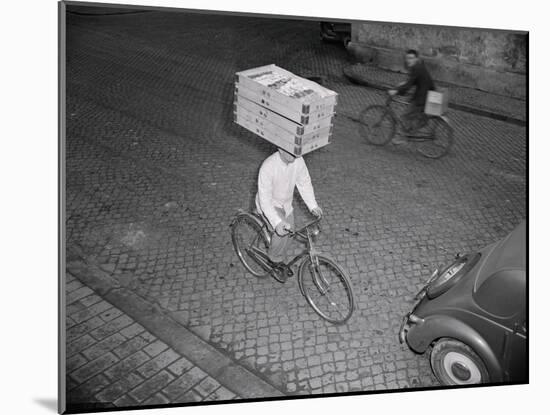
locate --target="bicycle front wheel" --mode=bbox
[416,117,454,159]
[358,105,395,146]
[298,255,355,324]
[231,214,271,278]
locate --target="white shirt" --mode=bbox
[255,152,319,228]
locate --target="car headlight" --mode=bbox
[426,253,481,299]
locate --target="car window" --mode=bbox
[473,269,526,318]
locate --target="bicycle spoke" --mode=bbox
[416,117,454,159]
[300,256,354,324]
[359,106,395,146]
[315,283,349,318]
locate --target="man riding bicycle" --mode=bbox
[256,148,323,280]
[388,49,435,144]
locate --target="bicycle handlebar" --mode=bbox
[283,214,322,237]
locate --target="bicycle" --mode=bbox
[230,209,355,325]
[358,94,454,159]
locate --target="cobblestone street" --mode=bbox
[64,8,526,409]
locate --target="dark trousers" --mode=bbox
[403,103,425,131]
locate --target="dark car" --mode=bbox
[320,22,352,47]
[399,220,527,386]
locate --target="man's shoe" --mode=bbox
[271,268,288,283]
[270,262,293,283]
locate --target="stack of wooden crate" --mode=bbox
[233,64,338,156]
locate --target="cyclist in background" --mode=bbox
[388,49,435,143]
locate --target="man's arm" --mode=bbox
[257,164,282,229]
[296,160,319,212]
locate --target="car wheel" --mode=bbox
[430,338,490,385]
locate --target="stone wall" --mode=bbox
[347,22,527,99]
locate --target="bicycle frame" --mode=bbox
[384,95,437,141]
[286,216,324,262]
[248,215,322,267]
[243,214,329,290]
[256,215,333,297]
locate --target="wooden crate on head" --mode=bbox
[233,64,338,156]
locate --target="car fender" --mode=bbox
[406,314,504,382]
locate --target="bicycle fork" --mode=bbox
[308,250,330,295]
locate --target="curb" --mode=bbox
[66,248,286,400]
[342,67,526,126]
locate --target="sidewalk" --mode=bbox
[343,63,526,125]
[65,272,245,411]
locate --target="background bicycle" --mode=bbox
[230,209,355,325]
[358,94,454,159]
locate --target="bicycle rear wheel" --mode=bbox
[416,117,454,159]
[358,105,396,146]
[231,214,271,278]
[298,255,354,324]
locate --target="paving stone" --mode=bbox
[82,333,127,360]
[129,370,175,403]
[99,307,124,323]
[70,352,120,384]
[112,332,156,359]
[71,301,113,324]
[120,322,145,339]
[95,372,144,402]
[195,377,221,398]
[162,367,208,401]
[89,315,134,341]
[176,389,203,403]
[79,294,103,308]
[67,353,89,373]
[105,351,151,381]
[167,357,194,376]
[67,286,95,305]
[68,374,111,402]
[113,394,139,408]
[136,348,180,378]
[66,301,86,317]
[67,316,105,343]
[143,393,171,406]
[66,377,79,392]
[143,340,169,358]
[309,377,322,389]
[204,387,236,401]
[67,334,97,358]
[66,279,84,293]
